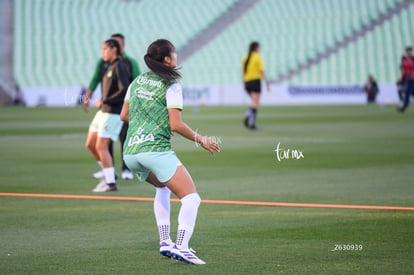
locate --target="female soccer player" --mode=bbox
[120,39,220,265]
[84,38,129,192]
[242,41,270,130]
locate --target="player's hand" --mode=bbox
[94,100,102,109]
[82,101,89,112]
[199,136,221,155]
[82,90,93,112]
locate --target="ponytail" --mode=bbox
[244,41,259,74]
[144,39,181,83]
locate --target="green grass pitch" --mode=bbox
[1,105,414,274]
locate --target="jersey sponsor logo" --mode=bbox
[127,127,154,146]
[134,88,155,100]
[136,76,163,88]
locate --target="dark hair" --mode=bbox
[104,38,121,56]
[144,39,181,82]
[244,41,259,74]
[111,33,125,42]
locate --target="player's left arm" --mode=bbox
[168,109,220,155]
[258,56,270,92]
[166,83,220,154]
[261,70,270,92]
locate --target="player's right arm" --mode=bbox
[88,58,103,92]
[83,58,103,112]
[82,89,94,112]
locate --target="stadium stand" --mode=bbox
[13,0,238,86]
[181,0,412,85]
[10,0,414,88]
[289,1,414,84]
[0,0,14,103]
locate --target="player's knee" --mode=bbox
[192,193,201,205]
[85,140,94,151]
[96,139,110,153]
[181,193,201,207]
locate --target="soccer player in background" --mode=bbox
[86,33,140,180]
[364,74,379,104]
[120,39,220,265]
[242,41,270,130]
[397,46,414,113]
[84,39,129,192]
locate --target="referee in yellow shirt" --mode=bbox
[242,41,270,130]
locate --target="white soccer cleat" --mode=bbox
[92,180,119,192]
[121,169,133,180]
[159,240,174,258]
[171,245,206,265]
[92,170,104,179]
[93,182,118,192]
[92,180,107,192]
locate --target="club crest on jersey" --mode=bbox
[107,70,113,78]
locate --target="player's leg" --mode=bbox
[96,136,117,191]
[108,139,114,168]
[86,130,108,185]
[398,81,411,112]
[243,82,252,127]
[249,92,260,129]
[123,154,174,258]
[244,92,253,127]
[93,139,115,180]
[91,138,112,181]
[93,113,123,191]
[86,111,105,176]
[164,166,206,265]
[164,166,197,199]
[244,80,260,129]
[119,123,133,179]
[126,152,204,264]
[146,173,173,257]
[85,131,99,161]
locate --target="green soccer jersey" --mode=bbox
[123,71,183,154]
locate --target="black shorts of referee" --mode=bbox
[244,79,261,94]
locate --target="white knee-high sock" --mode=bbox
[154,187,171,243]
[103,167,115,184]
[176,193,201,250]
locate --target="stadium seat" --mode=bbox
[11,0,412,87]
